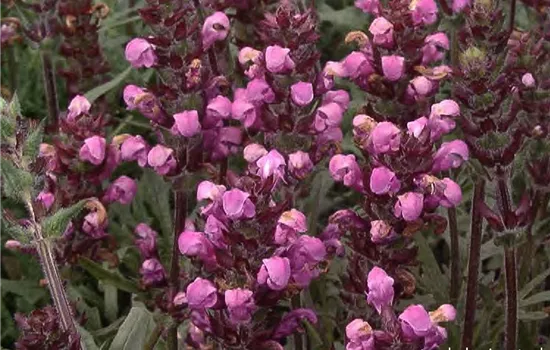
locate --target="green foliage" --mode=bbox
[41,200,88,237]
[84,66,133,104]
[78,257,141,294]
[0,158,33,203]
[22,118,46,160]
[108,307,156,350]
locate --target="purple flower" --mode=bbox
[452,0,471,13]
[314,102,345,132]
[79,136,106,165]
[323,90,350,110]
[429,304,457,323]
[422,33,450,65]
[256,149,286,181]
[353,114,377,139]
[178,230,216,265]
[243,143,268,163]
[67,95,91,120]
[134,223,158,259]
[329,154,363,190]
[406,76,434,100]
[121,135,149,167]
[369,166,401,195]
[257,256,291,290]
[288,151,314,179]
[265,45,295,73]
[342,52,374,79]
[274,209,307,245]
[82,212,107,238]
[197,181,226,202]
[522,73,535,88]
[246,78,275,105]
[123,85,165,123]
[204,215,228,249]
[346,319,374,350]
[222,189,256,220]
[366,266,394,314]
[186,278,218,309]
[147,145,177,175]
[172,110,201,137]
[123,85,145,110]
[399,304,433,339]
[394,192,424,221]
[290,82,314,106]
[140,258,166,286]
[103,176,137,205]
[272,309,318,339]
[287,236,327,287]
[431,140,469,172]
[231,98,257,128]
[381,55,405,81]
[37,191,55,210]
[355,0,380,15]
[430,99,460,119]
[225,288,256,324]
[202,12,230,50]
[439,178,462,207]
[370,220,396,244]
[206,95,232,120]
[407,117,429,139]
[125,38,157,68]
[369,121,401,154]
[410,0,438,26]
[369,17,394,48]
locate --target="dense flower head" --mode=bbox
[125,38,157,68]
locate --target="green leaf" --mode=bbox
[1,219,31,244]
[78,325,100,350]
[78,257,140,294]
[520,291,550,307]
[0,159,33,202]
[23,118,46,160]
[42,200,87,237]
[518,310,548,321]
[519,267,550,299]
[302,170,333,235]
[84,66,132,104]
[414,234,449,304]
[302,320,324,349]
[108,307,156,350]
[318,4,367,30]
[9,93,21,118]
[1,114,16,139]
[0,279,48,304]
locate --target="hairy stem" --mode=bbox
[461,179,486,350]
[448,205,460,304]
[41,52,59,128]
[504,246,518,350]
[509,0,517,34]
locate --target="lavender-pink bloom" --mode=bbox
[406,76,434,100]
[134,223,158,259]
[243,143,268,163]
[204,215,228,249]
[369,121,401,154]
[366,266,395,314]
[288,151,314,179]
[257,256,291,290]
[342,52,373,79]
[314,102,345,132]
[394,192,424,221]
[265,45,295,73]
[329,154,363,189]
[121,135,149,167]
[439,178,462,207]
[274,209,307,245]
[452,0,471,13]
[369,220,396,244]
[369,166,401,195]
[407,117,429,139]
[197,181,226,202]
[231,98,257,128]
[246,78,276,105]
[422,33,450,65]
[103,175,137,205]
[430,304,457,323]
[355,0,380,15]
[522,73,535,88]
[222,189,256,219]
[147,145,177,175]
[173,110,201,137]
[369,17,394,48]
[82,212,106,238]
[178,230,215,264]
[79,136,106,165]
[123,85,145,110]
[399,304,433,339]
[125,38,157,68]
[431,140,469,172]
[256,149,286,181]
[37,191,55,210]
[67,95,91,120]
[290,81,314,106]
[202,12,230,50]
[410,0,438,26]
[225,288,256,324]
[206,95,232,120]
[323,89,351,110]
[140,258,166,286]
[186,278,218,309]
[346,319,374,350]
[381,55,405,81]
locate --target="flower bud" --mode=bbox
[399,304,433,339]
[342,52,373,79]
[314,102,345,132]
[274,209,307,245]
[134,223,158,259]
[225,288,256,324]
[172,110,201,137]
[409,0,438,26]
[67,95,91,120]
[370,220,396,244]
[206,95,232,120]
[381,55,405,81]
[369,166,401,195]
[394,192,424,221]
[422,33,450,65]
[265,45,295,73]
[288,151,314,179]
[290,81,314,106]
[243,143,268,163]
[147,145,177,175]
[120,135,149,167]
[125,38,157,68]
[79,136,107,165]
[222,189,256,220]
[329,154,363,190]
[369,121,401,154]
[202,12,230,50]
[366,266,395,314]
[257,256,291,290]
[186,278,218,309]
[103,176,137,205]
[37,191,55,210]
[369,17,394,48]
[140,258,166,286]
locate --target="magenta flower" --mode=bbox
[121,135,149,167]
[224,288,256,324]
[222,189,256,220]
[103,176,137,205]
[256,149,286,181]
[186,278,218,309]
[125,38,157,68]
[206,95,232,120]
[79,136,106,165]
[290,82,314,106]
[410,0,438,26]
[431,140,469,172]
[274,209,308,245]
[265,45,295,73]
[178,230,216,264]
[204,215,228,249]
[407,117,429,139]
[422,33,450,65]
[452,0,471,12]
[323,90,350,110]
[82,212,107,238]
[381,55,405,81]
[287,236,327,287]
[439,178,462,207]
[370,220,396,244]
[430,99,460,119]
[147,145,177,175]
[369,166,401,195]
[288,151,314,179]
[231,98,257,128]
[67,95,91,120]
[123,85,144,110]
[134,223,158,259]
[245,78,276,105]
[369,121,401,154]
[172,110,201,137]
[342,52,373,79]
[394,192,424,221]
[355,0,380,15]
[257,256,291,290]
[399,304,433,339]
[201,12,230,50]
[369,17,394,48]
[430,304,457,323]
[37,191,55,210]
[522,73,535,88]
[406,76,434,100]
[366,266,395,314]
[329,154,363,190]
[345,319,374,350]
[314,102,345,132]
[122,85,165,123]
[140,258,166,286]
[197,181,226,202]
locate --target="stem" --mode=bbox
[437,0,452,16]
[41,52,59,128]
[503,246,518,350]
[7,47,17,92]
[292,293,304,350]
[448,205,460,304]
[461,179,486,350]
[509,0,516,34]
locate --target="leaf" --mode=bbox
[78,257,140,294]
[518,310,548,321]
[0,159,33,202]
[1,219,31,244]
[302,170,333,235]
[302,320,324,349]
[84,66,132,104]
[414,234,449,304]
[520,291,550,307]
[42,200,87,237]
[78,326,100,350]
[519,267,550,299]
[98,16,141,33]
[23,118,46,160]
[0,279,48,304]
[108,307,156,350]
[318,4,367,30]
[1,113,16,139]
[9,93,21,118]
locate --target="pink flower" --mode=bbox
[287,236,326,287]
[121,135,149,167]
[123,85,145,110]
[407,117,429,139]
[353,114,377,139]
[265,45,295,73]
[125,38,157,68]
[37,191,55,210]
[206,95,232,120]
[366,266,395,314]
[329,154,363,190]
[370,220,396,244]
[140,259,166,286]
[243,143,268,163]
[452,0,471,13]
[178,230,216,265]
[274,209,308,245]
[381,55,405,81]
[342,52,374,79]
[430,304,457,323]
[134,223,158,259]
[323,90,350,110]
[290,82,314,106]
[256,149,286,181]
[439,178,462,207]
[355,0,380,15]
[431,140,469,172]
[202,12,230,50]
[246,78,275,105]
[314,102,345,132]
[172,110,201,137]
[122,85,165,123]
[399,304,433,339]
[231,99,257,128]
[225,288,256,324]
[222,189,256,220]
[422,33,450,65]
[522,73,535,88]
[406,76,434,100]
[369,17,394,48]
[197,181,226,202]
[394,192,424,221]
[369,121,401,154]
[147,145,177,175]
[288,151,314,179]
[186,278,218,309]
[79,136,106,165]
[346,319,374,350]
[257,256,291,290]
[67,95,91,120]
[204,215,228,249]
[82,212,107,238]
[409,0,438,26]
[272,309,318,339]
[370,166,401,195]
[103,176,137,205]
